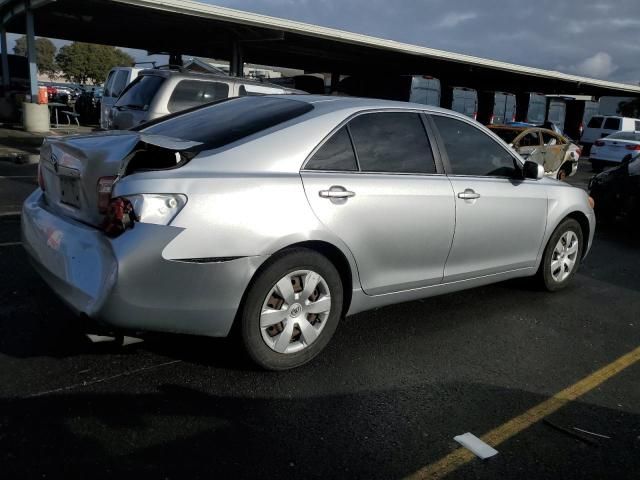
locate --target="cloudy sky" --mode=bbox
[9,0,640,84]
[203,0,640,84]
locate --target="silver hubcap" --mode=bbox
[550,230,579,282]
[260,270,331,354]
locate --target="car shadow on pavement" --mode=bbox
[0,382,638,480]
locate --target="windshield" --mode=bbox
[115,75,165,110]
[140,96,313,149]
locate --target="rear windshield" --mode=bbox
[606,131,640,141]
[603,117,621,130]
[489,128,522,144]
[115,75,165,110]
[139,96,314,148]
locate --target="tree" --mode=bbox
[55,42,134,84]
[12,35,57,76]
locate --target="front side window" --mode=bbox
[603,117,621,130]
[111,70,129,98]
[305,127,357,171]
[168,80,230,113]
[348,112,436,174]
[518,131,540,147]
[432,115,518,177]
[103,71,115,97]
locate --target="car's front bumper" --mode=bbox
[21,190,268,337]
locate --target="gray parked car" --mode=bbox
[22,96,595,370]
[109,69,299,130]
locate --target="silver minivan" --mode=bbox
[109,69,298,130]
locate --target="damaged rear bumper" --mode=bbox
[21,190,267,337]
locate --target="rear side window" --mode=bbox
[348,112,436,174]
[111,70,129,98]
[587,116,603,128]
[542,131,562,145]
[168,80,230,112]
[140,96,313,149]
[305,127,357,171]
[433,115,517,177]
[115,75,165,110]
[603,117,621,130]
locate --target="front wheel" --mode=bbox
[240,248,343,370]
[536,218,584,291]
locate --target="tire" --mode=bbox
[556,166,569,181]
[240,248,343,370]
[536,218,584,291]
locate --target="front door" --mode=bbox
[430,114,548,282]
[301,111,455,295]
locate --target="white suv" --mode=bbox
[581,115,640,150]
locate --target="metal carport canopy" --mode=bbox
[1,0,639,97]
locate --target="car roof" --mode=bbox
[137,68,283,88]
[266,94,475,118]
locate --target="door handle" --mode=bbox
[319,186,355,199]
[457,189,480,200]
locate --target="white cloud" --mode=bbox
[559,52,618,78]
[436,12,477,28]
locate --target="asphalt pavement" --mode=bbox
[1,153,639,479]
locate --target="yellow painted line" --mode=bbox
[407,345,640,480]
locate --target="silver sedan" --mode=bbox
[22,95,596,370]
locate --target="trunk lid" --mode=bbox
[39,131,202,227]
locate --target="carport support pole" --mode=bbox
[1,25,9,89]
[25,1,38,102]
[230,40,243,78]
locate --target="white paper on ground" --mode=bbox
[453,432,499,459]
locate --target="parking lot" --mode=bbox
[1,152,639,479]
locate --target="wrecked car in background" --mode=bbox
[489,125,581,180]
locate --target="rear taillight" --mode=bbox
[101,197,135,238]
[576,148,582,158]
[37,163,45,191]
[594,140,605,147]
[97,176,117,214]
[625,144,640,151]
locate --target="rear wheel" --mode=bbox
[536,218,583,291]
[240,248,343,370]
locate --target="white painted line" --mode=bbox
[453,433,498,459]
[0,211,21,217]
[0,242,22,247]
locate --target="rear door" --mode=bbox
[301,111,455,295]
[540,130,571,173]
[430,114,547,281]
[166,79,230,114]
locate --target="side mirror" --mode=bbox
[523,160,544,180]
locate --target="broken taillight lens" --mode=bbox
[101,197,135,238]
[97,176,117,214]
